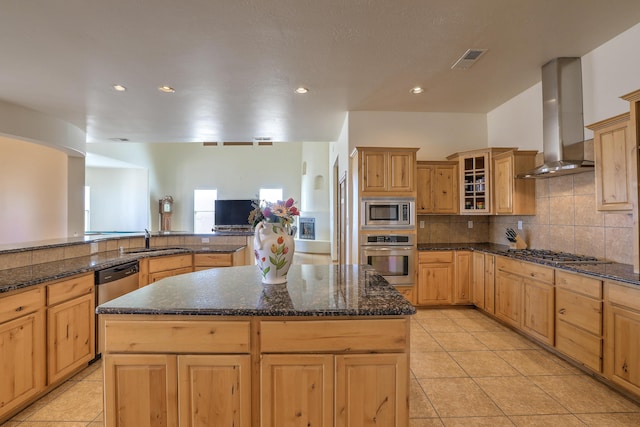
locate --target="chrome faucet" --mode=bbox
[144,229,150,249]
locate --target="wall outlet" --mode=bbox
[468,220,473,229]
[90,242,98,254]
[419,220,425,229]
[201,237,210,243]
[517,220,523,230]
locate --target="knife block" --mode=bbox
[509,234,528,250]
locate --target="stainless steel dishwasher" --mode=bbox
[95,260,139,356]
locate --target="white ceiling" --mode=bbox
[1,0,639,144]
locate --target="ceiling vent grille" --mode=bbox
[451,49,488,70]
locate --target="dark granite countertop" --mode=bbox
[96,264,417,317]
[417,242,640,287]
[0,245,245,294]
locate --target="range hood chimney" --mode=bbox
[517,57,594,178]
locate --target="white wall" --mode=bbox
[86,167,149,231]
[0,137,68,245]
[87,142,303,232]
[348,111,488,160]
[488,22,640,148]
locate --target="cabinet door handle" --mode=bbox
[622,361,629,373]
[558,308,566,315]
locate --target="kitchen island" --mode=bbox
[96,264,415,427]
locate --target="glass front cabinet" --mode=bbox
[447,148,512,214]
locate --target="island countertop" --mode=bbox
[96,264,416,317]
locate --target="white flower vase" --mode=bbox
[254,222,295,284]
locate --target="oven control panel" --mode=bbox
[361,234,415,246]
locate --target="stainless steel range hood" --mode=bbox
[517,57,594,178]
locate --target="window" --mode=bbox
[259,188,283,203]
[84,186,90,232]
[194,189,217,233]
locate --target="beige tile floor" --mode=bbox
[4,307,640,426]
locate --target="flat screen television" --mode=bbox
[214,199,254,227]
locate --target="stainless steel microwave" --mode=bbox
[361,197,415,229]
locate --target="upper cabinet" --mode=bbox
[447,148,513,214]
[416,161,458,214]
[492,150,537,215]
[357,147,418,196]
[587,112,633,211]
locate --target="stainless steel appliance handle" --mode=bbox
[361,246,415,251]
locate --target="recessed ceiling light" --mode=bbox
[158,85,176,93]
[295,87,309,94]
[112,84,127,92]
[410,86,424,94]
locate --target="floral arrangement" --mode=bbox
[248,197,300,229]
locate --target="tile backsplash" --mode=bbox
[419,171,634,265]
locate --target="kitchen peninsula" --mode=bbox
[96,264,416,426]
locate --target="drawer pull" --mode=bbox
[15,306,23,312]
[558,308,566,315]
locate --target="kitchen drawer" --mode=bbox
[103,319,250,353]
[47,273,94,306]
[556,271,602,299]
[418,251,453,263]
[496,257,554,284]
[148,254,193,273]
[605,281,640,312]
[556,288,602,335]
[0,286,45,324]
[193,253,233,267]
[556,320,602,372]
[260,319,409,353]
[149,266,193,283]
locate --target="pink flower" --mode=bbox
[285,198,295,207]
[263,207,272,218]
[283,247,289,254]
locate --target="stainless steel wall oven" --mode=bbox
[360,234,415,286]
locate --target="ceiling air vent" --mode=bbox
[451,49,488,70]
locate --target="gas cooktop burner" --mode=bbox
[507,249,609,264]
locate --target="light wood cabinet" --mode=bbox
[587,113,633,211]
[492,150,537,215]
[0,286,46,422]
[394,285,415,305]
[144,254,193,285]
[179,355,251,427]
[604,281,640,396]
[357,147,418,195]
[46,273,95,384]
[104,354,178,427]
[102,315,410,426]
[193,250,246,271]
[417,251,454,305]
[495,256,554,345]
[555,271,603,372]
[416,161,458,214]
[261,354,333,427]
[335,353,408,427]
[455,251,472,303]
[472,252,485,309]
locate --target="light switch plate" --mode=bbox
[419,221,425,229]
[201,237,210,243]
[468,221,473,229]
[517,220,523,230]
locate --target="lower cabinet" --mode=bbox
[193,250,246,271]
[604,281,640,397]
[142,254,193,285]
[46,273,95,384]
[417,251,454,305]
[104,353,251,427]
[261,354,333,427]
[495,256,554,345]
[555,271,603,372]
[102,316,411,426]
[454,251,472,304]
[0,286,46,422]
